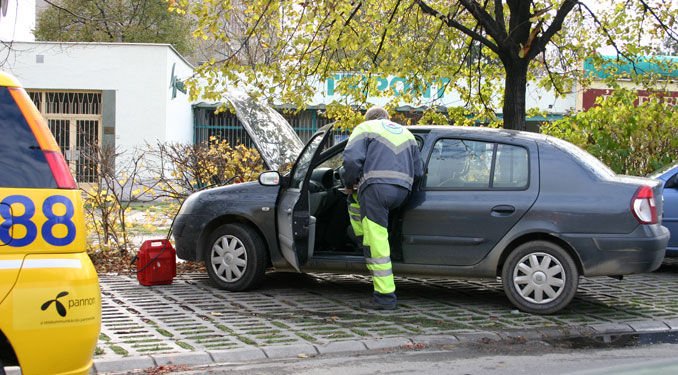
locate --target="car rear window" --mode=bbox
[546,136,616,180]
[0,87,56,188]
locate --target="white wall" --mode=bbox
[164,48,194,144]
[0,42,194,151]
[0,0,35,42]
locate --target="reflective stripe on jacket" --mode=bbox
[342,119,423,192]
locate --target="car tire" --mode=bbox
[204,223,267,291]
[501,241,579,314]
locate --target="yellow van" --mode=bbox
[0,72,100,375]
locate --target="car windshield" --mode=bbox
[546,136,616,179]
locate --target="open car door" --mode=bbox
[276,126,335,271]
[222,91,335,271]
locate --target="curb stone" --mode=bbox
[315,340,367,354]
[262,343,318,359]
[662,318,678,331]
[410,334,460,346]
[627,320,671,332]
[208,348,267,363]
[92,356,155,374]
[151,352,213,366]
[362,337,412,350]
[589,322,634,334]
[83,319,677,373]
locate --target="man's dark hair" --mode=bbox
[365,107,390,121]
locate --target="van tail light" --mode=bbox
[44,151,77,189]
[631,186,657,224]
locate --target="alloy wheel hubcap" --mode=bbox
[211,235,247,282]
[513,252,566,304]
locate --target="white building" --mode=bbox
[0,0,35,42]
[0,41,194,182]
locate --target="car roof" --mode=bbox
[407,124,549,143]
[0,71,22,88]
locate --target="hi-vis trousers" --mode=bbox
[347,183,409,306]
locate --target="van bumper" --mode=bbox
[0,252,100,375]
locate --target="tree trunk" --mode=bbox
[502,60,529,131]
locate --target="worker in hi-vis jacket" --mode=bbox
[341,107,423,310]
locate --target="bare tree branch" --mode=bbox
[414,0,500,55]
[528,0,578,60]
[372,0,402,65]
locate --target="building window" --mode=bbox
[193,106,331,147]
[28,90,103,184]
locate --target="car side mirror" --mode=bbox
[258,171,281,186]
[665,173,678,189]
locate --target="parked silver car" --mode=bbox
[172,94,669,314]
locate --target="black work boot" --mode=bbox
[359,299,397,310]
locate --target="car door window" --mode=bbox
[425,138,528,190]
[493,144,529,188]
[425,139,492,189]
[290,132,324,189]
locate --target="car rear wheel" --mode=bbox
[204,223,267,291]
[501,241,579,314]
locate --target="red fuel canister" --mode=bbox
[136,239,176,286]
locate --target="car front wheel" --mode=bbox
[501,241,579,314]
[204,223,267,291]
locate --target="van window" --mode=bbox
[0,87,56,188]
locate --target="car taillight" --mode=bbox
[631,186,657,224]
[44,150,78,189]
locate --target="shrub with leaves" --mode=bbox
[148,138,265,202]
[541,88,677,176]
[82,144,157,256]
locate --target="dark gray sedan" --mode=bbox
[172,95,669,314]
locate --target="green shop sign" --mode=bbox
[325,74,451,99]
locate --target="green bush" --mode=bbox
[542,89,677,176]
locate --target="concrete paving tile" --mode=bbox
[262,343,318,359]
[151,352,213,366]
[93,356,155,373]
[315,340,367,354]
[96,269,678,363]
[627,320,670,333]
[362,337,412,350]
[587,322,634,334]
[209,348,267,363]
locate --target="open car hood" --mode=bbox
[223,91,304,170]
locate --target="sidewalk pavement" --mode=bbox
[8,263,678,374]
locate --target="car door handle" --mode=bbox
[491,205,515,216]
[286,208,292,215]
